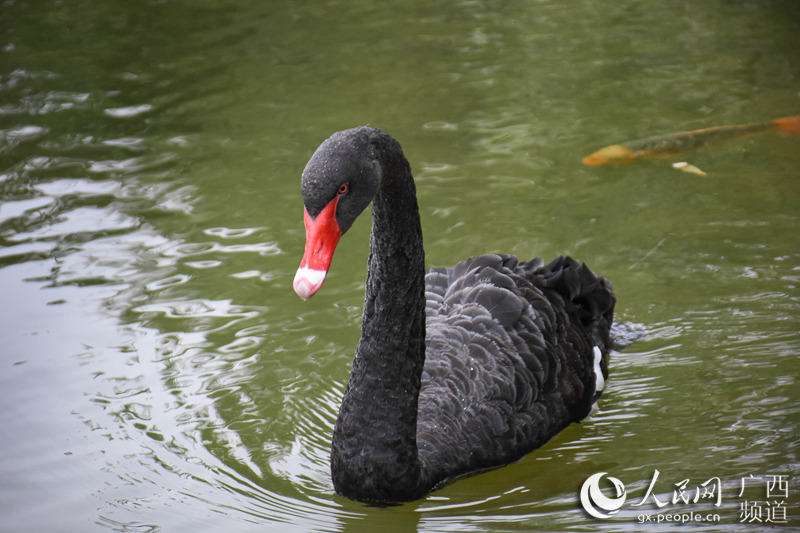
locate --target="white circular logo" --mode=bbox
[580,472,627,519]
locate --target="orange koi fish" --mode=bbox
[582,116,800,166]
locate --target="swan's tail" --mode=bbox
[532,256,616,353]
[530,256,616,420]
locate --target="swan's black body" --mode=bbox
[294,127,615,503]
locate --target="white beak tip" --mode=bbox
[293,267,327,300]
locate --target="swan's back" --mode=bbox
[417,254,615,487]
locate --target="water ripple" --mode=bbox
[0,196,55,225]
[134,298,257,321]
[204,226,265,239]
[157,238,282,264]
[1,89,92,115]
[104,104,154,118]
[88,153,178,175]
[6,206,140,243]
[145,274,192,292]
[0,125,49,153]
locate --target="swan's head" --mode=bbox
[293,127,383,300]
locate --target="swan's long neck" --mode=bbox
[331,140,428,502]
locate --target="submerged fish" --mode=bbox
[582,116,800,166]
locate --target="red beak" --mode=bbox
[293,197,342,300]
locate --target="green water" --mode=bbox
[1,1,799,531]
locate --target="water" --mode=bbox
[1,1,799,531]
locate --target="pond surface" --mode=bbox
[1,1,799,531]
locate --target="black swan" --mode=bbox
[292,126,615,503]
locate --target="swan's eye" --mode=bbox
[338,183,349,195]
